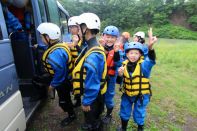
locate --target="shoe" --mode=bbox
[102,115,112,124]
[60,114,76,127]
[138,125,144,131]
[81,123,93,130]
[81,121,101,131]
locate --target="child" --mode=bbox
[72,13,107,130]
[117,37,157,131]
[67,16,83,107]
[37,23,76,127]
[101,25,122,124]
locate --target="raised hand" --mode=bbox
[148,27,157,50]
[72,35,79,46]
[114,41,121,52]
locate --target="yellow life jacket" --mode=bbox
[122,58,151,97]
[42,43,73,76]
[72,45,107,95]
[70,40,82,63]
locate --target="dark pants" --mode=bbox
[83,93,104,130]
[31,73,52,99]
[56,81,74,114]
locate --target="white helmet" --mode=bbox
[9,0,29,8]
[37,23,61,40]
[68,16,79,26]
[135,31,145,39]
[78,13,100,30]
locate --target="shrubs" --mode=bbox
[132,24,197,40]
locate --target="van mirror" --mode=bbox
[0,25,3,40]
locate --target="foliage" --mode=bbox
[59,0,197,39]
[133,24,197,40]
[188,15,197,30]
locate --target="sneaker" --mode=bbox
[138,125,144,131]
[60,114,76,127]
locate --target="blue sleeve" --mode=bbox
[47,49,68,88]
[141,56,156,78]
[82,53,105,106]
[143,44,149,59]
[6,10,22,33]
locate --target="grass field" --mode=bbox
[143,38,197,131]
[28,39,197,131]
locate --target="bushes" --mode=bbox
[132,24,197,40]
[188,15,197,31]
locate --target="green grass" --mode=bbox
[144,38,197,130]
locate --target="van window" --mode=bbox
[46,0,60,26]
[59,9,68,36]
[38,0,47,22]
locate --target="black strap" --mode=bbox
[79,62,85,94]
[75,46,87,66]
[134,63,143,104]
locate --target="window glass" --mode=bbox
[59,10,68,35]
[46,0,60,26]
[38,0,46,22]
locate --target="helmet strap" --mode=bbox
[43,35,52,47]
[80,24,87,46]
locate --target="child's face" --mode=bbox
[69,25,79,35]
[103,34,117,47]
[126,49,141,62]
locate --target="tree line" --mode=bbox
[60,0,197,39]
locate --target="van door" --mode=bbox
[0,3,26,131]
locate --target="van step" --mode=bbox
[22,97,41,123]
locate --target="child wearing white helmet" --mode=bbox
[133,28,157,58]
[117,34,157,130]
[37,22,76,127]
[72,12,107,130]
[67,16,82,108]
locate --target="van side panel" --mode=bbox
[0,91,26,131]
[0,63,18,105]
[0,40,14,68]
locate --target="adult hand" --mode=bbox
[33,44,38,49]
